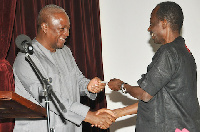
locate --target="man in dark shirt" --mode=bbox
[103,1,200,132]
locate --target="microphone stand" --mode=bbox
[25,53,67,132]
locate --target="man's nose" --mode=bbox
[64,29,69,36]
[147,26,151,32]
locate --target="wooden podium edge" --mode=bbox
[0,91,47,119]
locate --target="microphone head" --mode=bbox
[15,34,32,51]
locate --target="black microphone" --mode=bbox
[15,34,33,55]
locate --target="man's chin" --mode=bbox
[152,39,161,44]
[57,43,65,49]
[154,41,161,44]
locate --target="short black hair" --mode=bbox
[156,1,184,33]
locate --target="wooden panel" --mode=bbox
[0,91,46,119]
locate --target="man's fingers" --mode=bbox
[107,114,116,122]
[103,110,115,117]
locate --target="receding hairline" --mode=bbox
[37,4,69,28]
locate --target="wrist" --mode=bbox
[84,110,93,123]
[121,82,128,94]
[113,109,123,118]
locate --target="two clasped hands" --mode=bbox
[86,77,126,129]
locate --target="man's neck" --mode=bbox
[36,34,56,52]
[163,29,180,44]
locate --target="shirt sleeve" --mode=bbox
[65,47,97,100]
[137,48,176,96]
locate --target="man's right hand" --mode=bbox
[108,78,123,91]
[84,110,116,129]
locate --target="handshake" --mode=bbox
[85,77,138,129]
[84,107,117,129]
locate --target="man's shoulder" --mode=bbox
[13,52,30,74]
[14,52,26,63]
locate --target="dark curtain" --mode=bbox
[1,0,108,132]
[68,1,108,132]
[0,0,16,132]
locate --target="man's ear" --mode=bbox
[41,23,48,33]
[162,19,168,29]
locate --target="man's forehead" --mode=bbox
[150,6,159,21]
[49,13,69,22]
[151,6,159,17]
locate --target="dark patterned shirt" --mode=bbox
[137,36,200,132]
